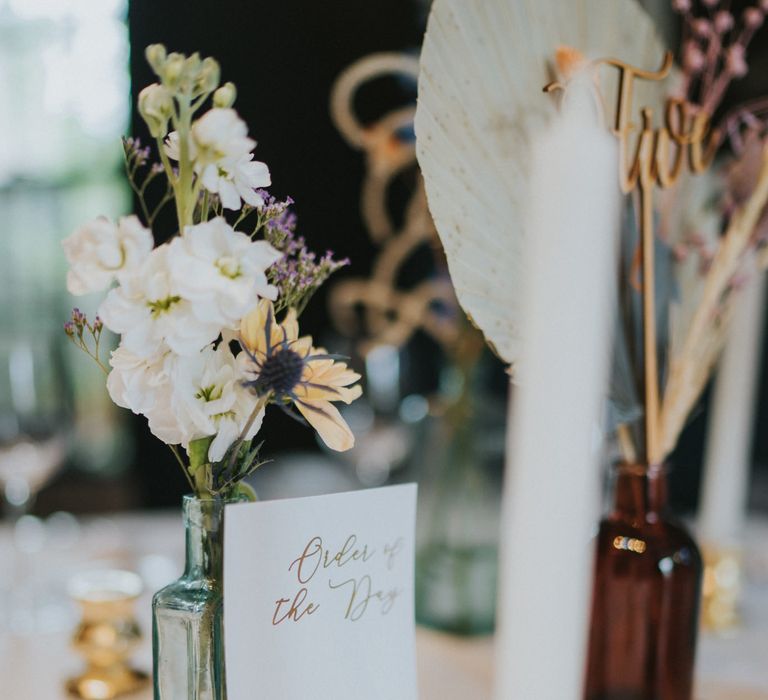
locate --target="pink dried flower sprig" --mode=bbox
[64,308,109,374]
[673,0,766,116]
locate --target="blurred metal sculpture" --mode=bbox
[329,53,459,354]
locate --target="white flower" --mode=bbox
[99,245,221,357]
[167,217,282,329]
[106,344,190,446]
[200,152,271,211]
[163,130,194,162]
[145,380,190,446]
[172,344,264,461]
[164,108,271,211]
[192,108,254,162]
[63,216,153,295]
[106,344,173,415]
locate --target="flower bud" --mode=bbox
[744,7,764,29]
[692,18,711,37]
[162,52,186,87]
[183,52,202,81]
[726,44,748,77]
[195,57,221,95]
[138,83,174,137]
[213,82,237,108]
[714,10,734,33]
[683,41,705,73]
[145,44,167,75]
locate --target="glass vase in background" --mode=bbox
[0,331,71,634]
[153,496,226,700]
[0,333,70,518]
[584,463,702,700]
[414,350,505,636]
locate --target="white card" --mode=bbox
[224,484,418,700]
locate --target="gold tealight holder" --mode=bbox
[66,569,149,699]
[701,545,743,634]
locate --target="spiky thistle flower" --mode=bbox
[239,299,361,451]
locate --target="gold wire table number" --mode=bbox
[547,50,719,466]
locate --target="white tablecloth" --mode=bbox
[1,512,766,699]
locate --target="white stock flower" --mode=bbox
[145,380,190,446]
[192,108,254,161]
[106,344,190,446]
[167,217,282,329]
[163,130,194,162]
[172,344,264,462]
[164,108,271,211]
[99,245,221,357]
[200,152,271,211]
[106,344,172,415]
[63,216,153,295]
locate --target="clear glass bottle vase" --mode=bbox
[152,495,226,700]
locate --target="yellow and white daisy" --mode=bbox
[239,299,362,451]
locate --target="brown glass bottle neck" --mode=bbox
[611,463,668,524]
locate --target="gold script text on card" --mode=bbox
[289,534,376,585]
[272,587,320,625]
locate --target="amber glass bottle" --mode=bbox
[584,463,702,700]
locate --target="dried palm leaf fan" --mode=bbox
[415,0,668,367]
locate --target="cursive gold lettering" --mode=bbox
[289,534,375,585]
[328,575,402,622]
[272,587,320,625]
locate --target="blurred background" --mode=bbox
[0,0,766,642]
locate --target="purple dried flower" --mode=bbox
[683,41,706,73]
[692,18,712,37]
[744,7,764,29]
[672,0,692,12]
[714,10,735,33]
[726,44,749,77]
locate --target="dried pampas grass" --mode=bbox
[658,144,768,462]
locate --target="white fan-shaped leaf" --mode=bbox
[415,0,668,364]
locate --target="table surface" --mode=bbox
[1,511,766,699]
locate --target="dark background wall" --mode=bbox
[127,0,427,505]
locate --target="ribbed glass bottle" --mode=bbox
[152,496,226,700]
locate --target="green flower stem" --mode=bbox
[200,190,210,222]
[169,444,195,493]
[176,95,195,230]
[224,396,268,476]
[155,135,178,197]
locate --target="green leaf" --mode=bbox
[228,482,258,503]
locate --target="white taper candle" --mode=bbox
[699,262,766,546]
[492,82,620,700]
